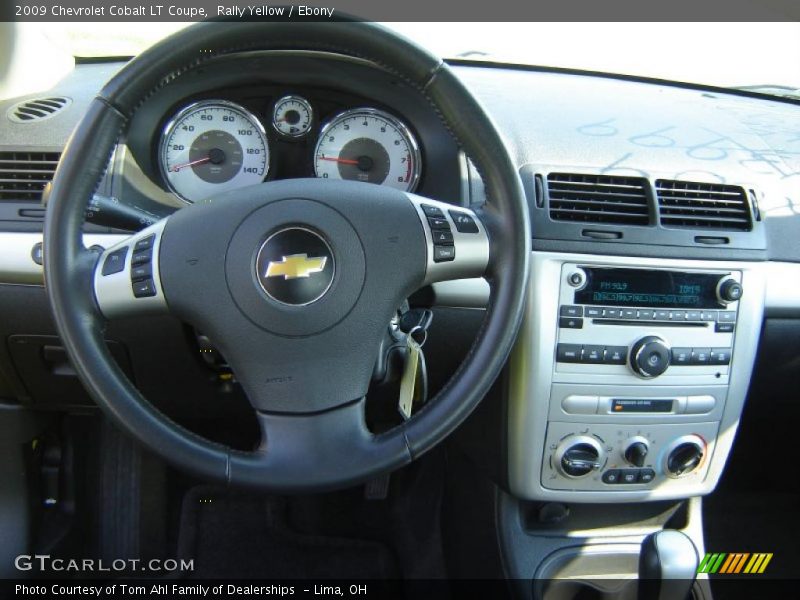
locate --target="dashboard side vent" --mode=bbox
[547,173,650,226]
[0,151,61,202]
[656,180,752,231]
[7,97,71,123]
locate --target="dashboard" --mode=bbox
[1,50,800,508]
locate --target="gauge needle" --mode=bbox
[170,156,211,172]
[317,156,359,165]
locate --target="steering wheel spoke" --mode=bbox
[227,399,407,492]
[93,218,170,319]
[406,194,490,285]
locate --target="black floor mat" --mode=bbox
[703,491,800,580]
[177,486,399,579]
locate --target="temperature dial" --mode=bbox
[664,435,706,478]
[272,95,313,137]
[554,435,605,478]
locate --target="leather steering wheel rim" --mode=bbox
[44,21,530,492]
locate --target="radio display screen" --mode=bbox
[574,268,726,309]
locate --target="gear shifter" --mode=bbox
[639,530,699,600]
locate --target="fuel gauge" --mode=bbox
[272,95,313,138]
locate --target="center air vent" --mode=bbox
[656,180,752,232]
[7,97,71,123]
[547,173,650,226]
[0,151,61,202]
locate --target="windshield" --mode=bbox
[6,22,800,99]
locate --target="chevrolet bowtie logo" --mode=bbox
[265,254,328,280]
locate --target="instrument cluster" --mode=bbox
[158,95,422,204]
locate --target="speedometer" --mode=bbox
[314,108,421,192]
[159,100,269,203]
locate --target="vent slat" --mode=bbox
[656,179,752,232]
[548,173,650,226]
[549,188,648,201]
[549,197,649,211]
[551,208,648,219]
[660,205,748,216]
[0,151,60,202]
[661,215,750,225]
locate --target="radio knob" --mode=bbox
[555,435,604,478]
[718,278,743,304]
[630,336,671,378]
[624,438,649,467]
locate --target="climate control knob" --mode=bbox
[624,438,649,467]
[665,435,705,478]
[630,336,671,378]
[555,435,605,478]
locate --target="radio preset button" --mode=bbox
[560,305,583,317]
[701,311,717,321]
[605,346,627,364]
[654,310,670,320]
[710,348,731,365]
[556,343,582,363]
[690,347,712,365]
[671,347,692,364]
[637,309,654,320]
[603,308,621,318]
[686,310,702,321]
[583,345,605,363]
[559,317,583,329]
[621,309,637,319]
[669,310,686,320]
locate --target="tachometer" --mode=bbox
[314,108,420,192]
[159,100,269,203]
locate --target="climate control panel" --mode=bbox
[541,422,718,492]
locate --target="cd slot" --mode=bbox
[591,319,708,328]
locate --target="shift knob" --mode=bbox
[639,530,699,600]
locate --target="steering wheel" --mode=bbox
[44,22,530,492]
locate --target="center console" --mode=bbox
[508,252,766,502]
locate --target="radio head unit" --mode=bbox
[556,264,742,383]
[573,267,731,309]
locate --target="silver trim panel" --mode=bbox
[0,232,129,285]
[93,220,169,319]
[509,251,768,502]
[406,194,490,285]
